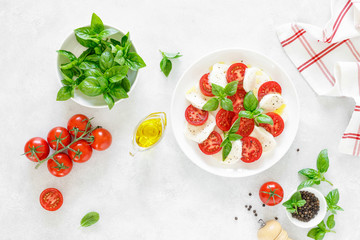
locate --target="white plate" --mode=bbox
[171,48,300,177]
[56,26,140,108]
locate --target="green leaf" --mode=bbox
[222,142,232,161]
[105,66,129,83]
[122,78,131,92]
[85,54,100,62]
[110,38,121,46]
[332,205,344,211]
[98,28,119,39]
[121,32,130,46]
[256,114,274,125]
[228,133,242,142]
[56,86,73,101]
[85,69,103,78]
[77,48,94,64]
[60,60,78,70]
[220,98,233,111]
[202,98,219,111]
[90,13,104,34]
[315,231,325,240]
[114,50,125,65]
[100,50,114,71]
[75,75,85,85]
[229,118,240,134]
[74,27,99,47]
[211,84,224,96]
[238,111,253,119]
[224,81,238,96]
[60,68,74,80]
[297,199,306,207]
[326,189,340,206]
[307,228,320,239]
[243,91,258,111]
[326,215,335,229]
[282,199,293,208]
[103,92,115,109]
[80,211,100,227]
[110,83,128,99]
[252,108,264,116]
[79,61,99,70]
[317,149,329,173]
[57,50,77,61]
[291,191,302,202]
[160,51,182,59]
[298,179,315,190]
[286,207,297,213]
[125,52,146,71]
[160,57,172,77]
[299,168,319,179]
[318,221,326,231]
[61,79,74,86]
[78,77,104,96]
[220,138,230,148]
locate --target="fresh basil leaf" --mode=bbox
[307,228,319,239]
[315,231,325,240]
[85,69,103,78]
[238,111,253,119]
[228,133,242,141]
[122,77,131,92]
[110,83,128,99]
[114,50,126,65]
[291,191,302,202]
[224,81,238,96]
[123,41,132,56]
[317,221,326,231]
[98,28,119,39]
[57,50,77,61]
[286,208,297,213]
[252,108,264,116]
[125,52,146,71]
[222,142,232,161]
[220,138,230,147]
[60,68,74,80]
[202,98,219,111]
[326,215,335,229]
[121,32,129,46]
[74,27,99,47]
[243,91,258,112]
[61,79,74,86]
[160,57,172,77]
[78,48,94,64]
[160,51,182,59]
[85,54,100,62]
[56,86,73,101]
[298,179,315,190]
[256,114,274,125]
[326,189,340,206]
[90,13,104,34]
[78,76,104,96]
[110,38,121,46]
[79,61,99,70]
[220,98,233,111]
[298,168,318,179]
[97,76,108,90]
[94,46,102,55]
[297,199,306,207]
[60,60,78,70]
[80,211,100,227]
[229,118,240,134]
[105,66,129,83]
[317,149,329,173]
[75,75,85,85]
[103,92,115,109]
[100,50,114,71]
[282,199,293,208]
[211,84,224,96]
[331,205,344,212]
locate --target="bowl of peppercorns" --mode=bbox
[283,187,327,228]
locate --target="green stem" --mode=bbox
[324,179,333,186]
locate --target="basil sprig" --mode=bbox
[325,189,344,214]
[297,149,333,190]
[159,51,182,77]
[238,91,273,125]
[282,191,306,214]
[202,81,238,112]
[57,13,146,109]
[220,118,242,160]
[307,215,336,240]
[80,211,100,227]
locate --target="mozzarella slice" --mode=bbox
[259,93,285,112]
[184,114,216,143]
[243,67,270,95]
[208,63,229,88]
[250,126,276,152]
[185,86,209,109]
[212,139,242,164]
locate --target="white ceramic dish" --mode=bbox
[56,26,140,108]
[285,187,327,228]
[171,48,300,177]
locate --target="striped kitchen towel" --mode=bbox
[276,0,360,156]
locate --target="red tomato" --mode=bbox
[90,128,112,151]
[185,105,209,126]
[24,137,50,162]
[67,114,91,137]
[68,140,93,163]
[198,131,222,155]
[47,127,71,150]
[241,137,262,163]
[258,81,282,101]
[47,153,73,177]
[259,112,285,137]
[216,109,235,131]
[231,117,255,137]
[226,63,247,84]
[227,87,246,114]
[39,188,63,211]
[199,73,214,97]
[259,181,284,206]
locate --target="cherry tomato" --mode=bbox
[199,73,214,97]
[39,188,63,211]
[185,105,209,126]
[258,81,282,101]
[259,112,285,137]
[24,137,50,162]
[67,114,91,137]
[198,131,222,155]
[241,137,262,163]
[47,127,71,150]
[90,128,112,151]
[231,117,255,137]
[226,63,247,84]
[216,109,235,131]
[227,87,246,114]
[259,181,284,206]
[47,153,73,177]
[68,140,93,163]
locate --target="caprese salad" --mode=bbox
[184,62,286,164]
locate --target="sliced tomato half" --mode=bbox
[198,131,222,155]
[216,109,236,131]
[199,73,214,97]
[185,105,209,126]
[241,137,262,163]
[258,81,282,101]
[232,117,255,137]
[39,188,63,211]
[227,87,246,114]
[226,63,247,86]
[259,112,284,137]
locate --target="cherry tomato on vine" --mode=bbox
[90,128,112,151]
[47,127,71,150]
[68,140,92,163]
[39,188,63,211]
[259,181,284,206]
[67,114,91,137]
[47,153,73,177]
[24,137,50,162]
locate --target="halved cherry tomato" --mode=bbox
[67,114,91,137]
[198,131,222,155]
[39,188,63,211]
[216,109,235,131]
[90,128,112,151]
[232,117,255,137]
[47,153,73,177]
[226,63,247,84]
[24,137,50,162]
[259,181,284,206]
[47,127,71,150]
[185,105,209,126]
[68,140,93,163]
[259,112,285,137]
[199,73,214,97]
[227,87,246,114]
[241,137,262,163]
[258,81,282,101]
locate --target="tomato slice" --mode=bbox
[241,137,262,163]
[185,105,209,126]
[259,112,284,137]
[216,109,235,131]
[199,73,214,97]
[258,81,282,101]
[39,188,63,211]
[198,131,222,155]
[227,87,246,114]
[232,117,255,137]
[226,63,247,85]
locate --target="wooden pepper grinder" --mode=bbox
[257,219,293,240]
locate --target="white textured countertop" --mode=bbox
[0,0,359,239]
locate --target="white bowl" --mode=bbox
[56,26,140,108]
[170,48,300,177]
[285,187,327,228]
